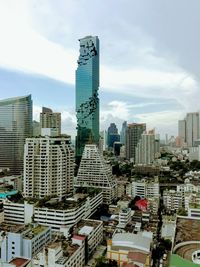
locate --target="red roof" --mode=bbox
[135,199,148,211]
[128,251,148,264]
[73,234,86,241]
[9,258,30,267]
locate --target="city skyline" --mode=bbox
[1,1,200,139]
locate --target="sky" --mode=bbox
[0,0,200,140]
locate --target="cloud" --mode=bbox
[1,0,200,138]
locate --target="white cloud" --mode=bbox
[0,0,199,137]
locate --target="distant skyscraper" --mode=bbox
[40,107,61,135]
[75,144,117,204]
[178,120,186,142]
[179,112,200,147]
[125,123,146,161]
[185,112,200,147]
[107,123,120,149]
[24,134,74,198]
[120,121,127,145]
[135,129,160,164]
[76,36,100,159]
[0,95,32,174]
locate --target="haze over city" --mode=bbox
[0,0,200,139]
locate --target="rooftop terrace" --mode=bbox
[174,217,200,246]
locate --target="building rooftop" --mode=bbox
[9,258,31,267]
[79,226,94,236]
[174,217,200,246]
[111,232,152,253]
[0,223,48,239]
[0,223,29,234]
[76,219,102,235]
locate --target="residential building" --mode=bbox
[135,130,160,165]
[125,123,146,162]
[75,144,117,204]
[76,36,100,159]
[118,208,131,228]
[0,223,51,262]
[23,134,74,199]
[40,107,61,135]
[33,236,85,267]
[0,95,32,174]
[163,190,184,211]
[74,219,103,260]
[107,231,152,267]
[132,178,160,199]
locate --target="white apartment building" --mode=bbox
[3,192,103,231]
[23,135,74,198]
[33,237,85,267]
[75,144,117,204]
[32,219,103,267]
[135,130,160,165]
[177,178,200,193]
[118,208,131,228]
[132,178,160,199]
[163,190,184,211]
[0,223,51,262]
[75,219,103,258]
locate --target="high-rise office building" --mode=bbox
[107,123,120,149]
[76,36,100,159]
[125,123,146,162]
[120,121,127,145]
[0,95,32,174]
[40,107,61,135]
[186,112,200,147]
[135,130,160,165]
[178,120,186,143]
[75,144,117,204]
[24,133,74,198]
[178,112,200,147]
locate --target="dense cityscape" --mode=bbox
[0,2,200,267]
[0,34,200,267]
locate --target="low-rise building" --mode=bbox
[163,190,184,211]
[33,237,85,267]
[74,219,103,260]
[132,178,159,199]
[118,208,131,228]
[3,191,103,231]
[0,223,51,262]
[107,231,152,267]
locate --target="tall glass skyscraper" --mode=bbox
[0,95,32,174]
[76,36,100,158]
